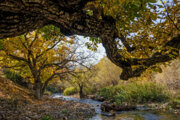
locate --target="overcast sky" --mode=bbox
[77,36,106,64]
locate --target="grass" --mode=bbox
[63,87,77,96]
[41,115,54,120]
[4,70,26,86]
[46,85,61,94]
[61,109,68,114]
[169,91,180,109]
[98,81,170,105]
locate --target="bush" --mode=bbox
[83,87,97,96]
[61,109,68,114]
[98,81,169,105]
[98,86,114,99]
[4,70,27,87]
[44,90,52,96]
[169,96,180,109]
[41,115,53,120]
[46,85,60,93]
[63,87,77,96]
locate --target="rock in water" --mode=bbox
[101,101,136,112]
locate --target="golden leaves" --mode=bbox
[1,28,75,84]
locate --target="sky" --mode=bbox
[76,36,106,64]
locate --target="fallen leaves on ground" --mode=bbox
[0,77,95,120]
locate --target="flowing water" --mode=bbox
[52,94,180,120]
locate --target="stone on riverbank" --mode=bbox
[101,101,136,112]
[87,94,105,102]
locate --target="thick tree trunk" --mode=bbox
[34,82,43,100]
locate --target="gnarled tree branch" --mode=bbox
[0,0,179,80]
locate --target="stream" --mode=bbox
[52,94,180,120]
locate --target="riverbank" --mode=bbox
[0,97,95,120]
[88,94,180,115]
[53,94,180,120]
[93,81,180,115]
[0,76,179,120]
[0,77,95,120]
[86,92,180,116]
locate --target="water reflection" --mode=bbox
[90,111,180,120]
[52,94,180,120]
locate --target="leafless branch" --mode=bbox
[160,0,180,31]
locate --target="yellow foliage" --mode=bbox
[1,29,75,85]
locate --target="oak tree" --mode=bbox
[0,26,77,99]
[70,67,97,98]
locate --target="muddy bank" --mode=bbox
[101,101,136,112]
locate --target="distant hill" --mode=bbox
[94,57,180,91]
[152,59,180,90]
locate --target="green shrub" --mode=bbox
[61,109,68,114]
[83,87,97,96]
[98,86,114,99]
[46,85,60,93]
[63,87,77,96]
[170,97,180,109]
[98,82,169,105]
[4,70,27,87]
[41,115,53,120]
[44,90,52,96]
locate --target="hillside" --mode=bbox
[152,59,180,90]
[0,76,95,120]
[0,76,36,102]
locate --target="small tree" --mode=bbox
[1,26,78,99]
[71,67,97,99]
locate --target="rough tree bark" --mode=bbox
[34,82,43,100]
[0,0,179,80]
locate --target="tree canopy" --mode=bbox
[0,0,179,80]
[0,26,80,99]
